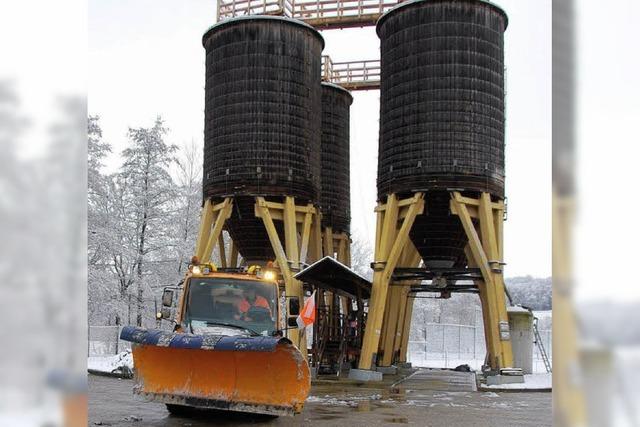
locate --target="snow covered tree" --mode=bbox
[171,140,202,274]
[88,116,112,266]
[112,117,177,326]
[350,234,373,280]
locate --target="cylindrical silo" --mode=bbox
[320,82,353,235]
[376,0,508,268]
[202,16,324,262]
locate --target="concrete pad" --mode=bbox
[348,368,383,382]
[394,368,478,392]
[376,366,398,375]
[486,374,525,386]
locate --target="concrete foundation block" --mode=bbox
[396,362,412,369]
[376,366,398,375]
[486,374,525,386]
[348,368,383,382]
[309,366,318,380]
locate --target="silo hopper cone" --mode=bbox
[120,326,311,416]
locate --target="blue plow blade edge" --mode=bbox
[119,326,292,352]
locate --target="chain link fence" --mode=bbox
[408,322,552,372]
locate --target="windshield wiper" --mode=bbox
[203,321,261,337]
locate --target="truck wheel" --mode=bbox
[166,404,190,416]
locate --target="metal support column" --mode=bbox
[378,243,421,366]
[358,193,424,370]
[194,198,233,263]
[450,191,513,370]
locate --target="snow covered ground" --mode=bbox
[88,350,134,376]
[482,373,552,391]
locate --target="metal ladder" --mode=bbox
[533,317,552,373]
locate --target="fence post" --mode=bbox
[115,326,119,355]
[424,327,427,361]
[473,321,477,359]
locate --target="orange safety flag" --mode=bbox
[296,291,316,329]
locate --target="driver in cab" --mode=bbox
[235,288,271,321]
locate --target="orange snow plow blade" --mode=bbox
[121,327,310,416]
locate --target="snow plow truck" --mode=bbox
[120,260,311,416]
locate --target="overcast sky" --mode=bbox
[88,0,551,279]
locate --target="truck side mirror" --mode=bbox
[162,289,174,307]
[287,317,299,328]
[288,297,300,316]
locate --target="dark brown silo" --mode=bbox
[202,16,324,262]
[376,0,508,268]
[320,82,353,235]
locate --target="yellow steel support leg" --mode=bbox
[391,287,410,361]
[450,192,513,370]
[358,193,424,370]
[229,240,239,268]
[195,199,214,260]
[299,211,313,266]
[337,235,347,265]
[397,293,415,364]
[322,226,335,332]
[323,226,334,258]
[380,244,421,366]
[218,234,227,268]
[309,212,323,263]
[378,285,402,366]
[197,198,233,263]
[465,245,497,368]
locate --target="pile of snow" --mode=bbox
[88,350,134,376]
[482,373,551,390]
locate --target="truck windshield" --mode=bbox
[185,277,277,336]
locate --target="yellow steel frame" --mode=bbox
[255,196,320,350]
[397,291,415,364]
[378,242,421,366]
[194,198,234,263]
[450,191,513,370]
[358,193,424,370]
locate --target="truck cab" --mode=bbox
[160,263,298,338]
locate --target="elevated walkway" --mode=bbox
[217,0,399,29]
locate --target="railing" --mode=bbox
[217,0,400,28]
[217,0,290,21]
[291,0,398,28]
[322,55,380,90]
